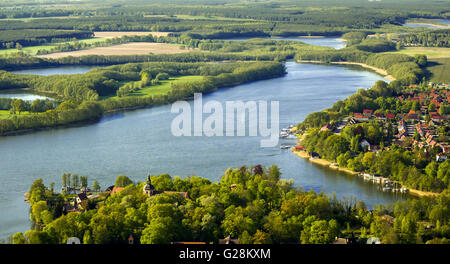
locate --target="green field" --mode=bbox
[0,110,33,119]
[386,47,450,59]
[103,75,204,100]
[427,58,450,83]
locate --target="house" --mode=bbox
[143,176,190,199]
[353,113,369,121]
[219,236,240,244]
[440,145,450,153]
[331,238,348,244]
[369,145,380,153]
[382,215,395,225]
[436,153,448,162]
[407,112,418,120]
[374,113,385,120]
[363,109,373,117]
[320,123,333,131]
[163,191,190,199]
[431,113,445,122]
[360,139,371,149]
[76,193,88,209]
[386,113,395,119]
[111,186,124,195]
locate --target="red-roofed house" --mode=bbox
[354,113,369,121]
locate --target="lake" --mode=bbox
[0,66,98,101]
[0,61,409,239]
[11,65,97,76]
[0,90,50,101]
[403,19,450,29]
[223,36,346,49]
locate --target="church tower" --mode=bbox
[143,175,155,196]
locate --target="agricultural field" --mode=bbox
[92,31,170,38]
[388,47,450,58]
[0,32,170,56]
[427,57,450,83]
[35,42,194,58]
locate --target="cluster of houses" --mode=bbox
[335,85,450,161]
[393,86,449,161]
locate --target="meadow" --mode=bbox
[102,75,204,100]
[427,57,450,83]
[388,47,450,59]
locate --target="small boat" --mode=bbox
[382,187,392,192]
[280,145,290,149]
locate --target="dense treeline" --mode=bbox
[0,51,290,71]
[0,0,447,44]
[14,165,450,244]
[0,30,94,49]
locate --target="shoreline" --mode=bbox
[291,149,439,198]
[404,22,450,29]
[296,60,396,81]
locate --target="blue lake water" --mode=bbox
[223,36,346,49]
[11,65,96,76]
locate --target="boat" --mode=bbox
[280,133,288,138]
[280,145,290,149]
[382,187,392,192]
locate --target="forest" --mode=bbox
[14,165,449,244]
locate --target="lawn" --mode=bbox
[102,75,204,100]
[0,110,34,119]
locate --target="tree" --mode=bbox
[92,180,101,192]
[140,218,174,244]
[80,176,88,189]
[300,216,339,244]
[252,230,272,244]
[72,174,79,188]
[10,99,26,115]
[115,175,133,187]
[12,232,27,244]
[428,103,436,113]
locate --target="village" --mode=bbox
[291,82,449,194]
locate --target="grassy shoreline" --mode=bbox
[296,60,396,81]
